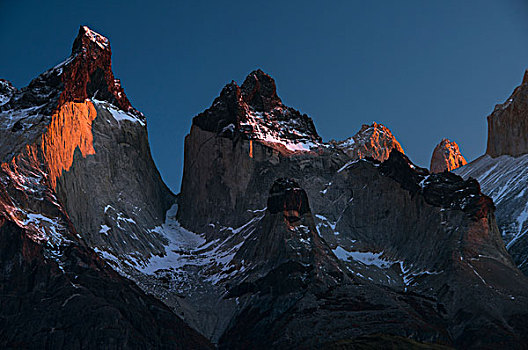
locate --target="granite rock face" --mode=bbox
[0,26,174,260]
[5,25,528,349]
[178,70,327,236]
[456,154,528,273]
[0,26,210,349]
[333,122,404,161]
[169,70,528,348]
[456,69,528,275]
[486,70,528,157]
[430,138,467,173]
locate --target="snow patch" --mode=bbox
[332,246,393,268]
[93,99,145,126]
[99,225,111,235]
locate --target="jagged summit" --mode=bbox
[2,25,136,119]
[334,122,404,162]
[72,25,110,55]
[192,69,321,155]
[240,69,282,111]
[0,26,210,348]
[59,25,134,113]
[430,138,467,173]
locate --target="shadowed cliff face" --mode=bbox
[486,70,528,157]
[219,178,449,349]
[229,177,345,287]
[174,69,528,348]
[456,69,528,276]
[0,219,211,349]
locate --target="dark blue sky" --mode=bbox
[1,1,528,192]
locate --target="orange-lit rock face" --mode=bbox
[430,138,467,173]
[336,122,404,162]
[60,26,132,112]
[41,100,97,188]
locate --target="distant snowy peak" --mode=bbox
[334,122,404,162]
[193,70,321,155]
[487,69,528,157]
[430,138,466,173]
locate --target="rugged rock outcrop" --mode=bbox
[456,154,528,273]
[486,70,528,157]
[1,26,174,260]
[0,26,210,348]
[177,70,329,236]
[168,70,528,348]
[456,69,528,275]
[218,177,451,349]
[333,122,404,161]
[0,220,211,349]
[192,69,321,151]
[5,25,528,349]
[430,138,467,173]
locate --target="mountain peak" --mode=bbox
[192,70,321,155]
[72,25,111,56]
[57,25,133,112]
[334,122,404,161]
[430,138,467,173]
[240,69,281,111]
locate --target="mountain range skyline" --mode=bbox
[3,19,528,348]
[2,0,528,191]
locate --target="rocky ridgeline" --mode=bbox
[3,25,528,349]
[175,65,528,348]
[430,138,467,173]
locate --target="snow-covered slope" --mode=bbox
[455,153,528,272]
[454,68,528,274]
